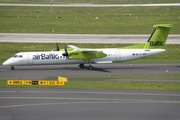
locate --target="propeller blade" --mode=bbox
[62,45,68,56]
[56,43,59,51]
[65,46,67,53]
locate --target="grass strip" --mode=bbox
[68,74,180,79]
[0,6,179,34]
[1,0,180,4]
[0,80,180,91]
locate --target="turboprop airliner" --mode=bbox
[3,24,172,70]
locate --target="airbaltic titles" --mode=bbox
[33,53,59,60]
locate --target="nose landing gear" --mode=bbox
[11,66,15,70]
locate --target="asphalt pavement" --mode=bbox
[0,88,180,120]
[0,33,180,44]
[0,64,179,82]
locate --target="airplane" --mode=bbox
[2,24,173,70]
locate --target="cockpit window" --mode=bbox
[13,55,18,58]
[13,55,23,58]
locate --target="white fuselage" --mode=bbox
[3,48,165,66]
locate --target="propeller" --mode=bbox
[62,46,68,57]
[56,43,59,51]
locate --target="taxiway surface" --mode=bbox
[0,33,180,44]
[0,88,180,120]
[0,64,179,82]
[0,3,180,7]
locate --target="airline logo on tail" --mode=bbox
[150,41,164,46]
[144,24,173,49]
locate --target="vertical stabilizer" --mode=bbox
[144,24,173,49]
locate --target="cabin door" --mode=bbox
[28,54,33,65]
[115,51,121,61]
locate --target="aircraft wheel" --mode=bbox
[79,63,84,68]
[88,66,93,70]
[11,66,15,70]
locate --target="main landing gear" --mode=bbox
[79,63,84,69]
[79,63,94,70]
[88,65,93,70]
[11,66,15,70]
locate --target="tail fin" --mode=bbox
[144,24,173,49]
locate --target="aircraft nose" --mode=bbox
[2,59,13,66]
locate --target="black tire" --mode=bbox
[11,66,15,70]
[79,64,84,68]
[88,66,93,70]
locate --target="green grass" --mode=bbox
[68,74,180,79]
[0,0,180,4]
[0,6,180,34]
[0,80,180,91]
[1,43,180,64]
[1,73,180,91]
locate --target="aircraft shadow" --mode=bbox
[85,66,111,73]
[15,66,111,73]
[6,64,167,71]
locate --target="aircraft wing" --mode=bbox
[67,45,97,53]
[67,45,80,50]
[67,45,106,60]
